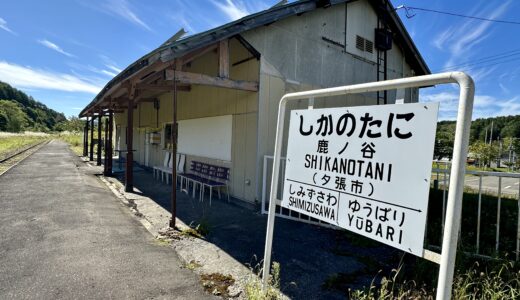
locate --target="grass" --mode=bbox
[184,260,202,270]
[0,134,48,159]
[467,164,510,173]
[180,220,211,239]
[345,186,520,299]
[56,132,84,156]
[245,262,286,300]
[426,188,519,258]
[349,257,520,299]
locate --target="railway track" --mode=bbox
[0,140,49,175]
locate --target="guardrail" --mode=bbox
[262,155,520,261]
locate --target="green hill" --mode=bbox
[0,81,66,132]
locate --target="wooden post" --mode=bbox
[170,70,178,229]
[83,118,89,157]
[104,118,109,175]
[89,116,95,161]
[97,114,102,166]
[218,39,229,78]
[125,100,134,192]
[107,110,113,176]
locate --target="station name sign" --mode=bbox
[281,102,439,256]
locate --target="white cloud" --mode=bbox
[38,39,75,57]
[211,0,250,20]
[433,1,511,71]
[0,61,102,94]
[105,64,122,73]
[0,17,15,35]
[420,89,520,120]
[103,0,152,31]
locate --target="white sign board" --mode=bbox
[178,115,232,161]
[282,102,439,256]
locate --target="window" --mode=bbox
[164,123,173,149]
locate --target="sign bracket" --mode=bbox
[262,72,474,300]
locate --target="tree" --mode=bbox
[469,141,499,169]
[0,100,27,132]
[434,122,455,160]
[54,116,85,132]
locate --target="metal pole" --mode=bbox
[476,175,482,254]
[262,92,288,287]
[170,69,178,229]
[89,116,95,161]
[516,179,520,261]
[97,114,102,166]
[436,73,474,300]
[496,177,502,253]
[125,100,134,192]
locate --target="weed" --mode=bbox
[185,260,202,270]
[200,273,235,297]
[154,238,170,246]
[245,262,287,300]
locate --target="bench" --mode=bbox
[153,152,172,183]
[179,161,230,205]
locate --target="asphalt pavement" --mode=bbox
[0,140,213,299]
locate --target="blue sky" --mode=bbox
[0,0,518,120]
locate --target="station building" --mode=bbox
[79,0,429,205]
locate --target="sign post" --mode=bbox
[262,72,474,300]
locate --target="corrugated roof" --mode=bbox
[80,0,429,117]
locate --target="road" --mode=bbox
[464,175,520,196]
[0,140,213,299]
[432,171,520,197]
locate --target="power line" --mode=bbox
[395,5,520,25]
[443,56,520,74]
[439,50,520,71]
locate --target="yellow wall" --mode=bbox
[114,38,260,203]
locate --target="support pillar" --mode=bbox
[125,100,134,192]
[170,70,178,228]
[89,116,94,161]
[107,110,114,176]
[103,118,109,175]
[97,114,102,166]
[83,118,89,156]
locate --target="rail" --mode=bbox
[0,140,48,164]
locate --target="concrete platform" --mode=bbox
[0,140,215,300]
[108,159,402,299]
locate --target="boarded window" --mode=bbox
[356,35,364,51]
[365,39,374,53]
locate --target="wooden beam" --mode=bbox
[135,83,191,92]
[140,70,165,84]
[165,70,258,92]
[218,40,229,78]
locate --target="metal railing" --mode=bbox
[262,155,520,261]
[432,160,520,260]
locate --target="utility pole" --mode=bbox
[489,121,494,144]
[497,137,502,168]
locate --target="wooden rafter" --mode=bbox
[165,70,258,92]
